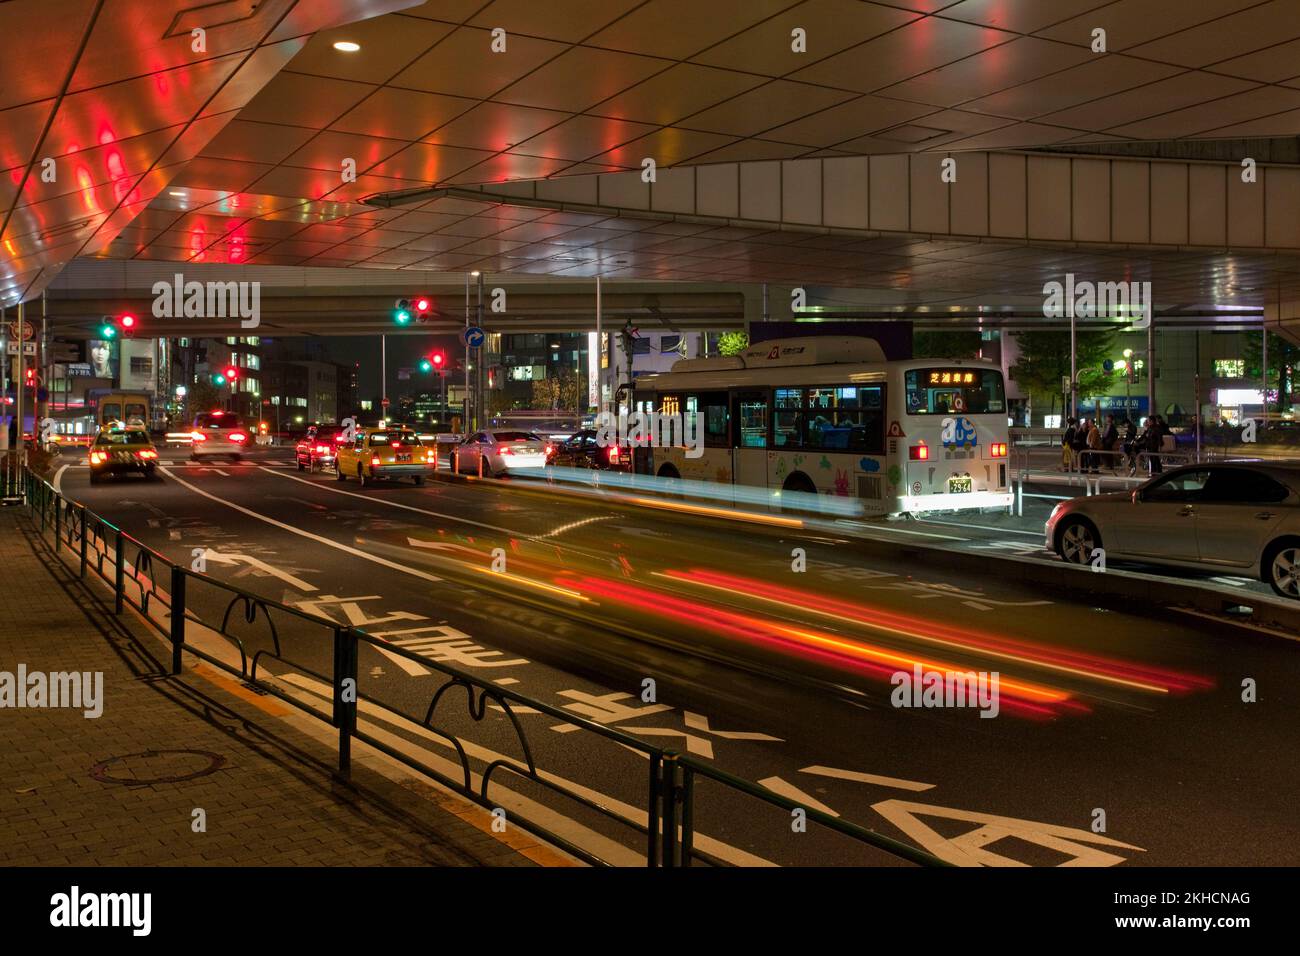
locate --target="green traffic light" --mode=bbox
[394,310,411,325]
[419,359,432,373]
[213,374,226,385]
[99,325,116,339]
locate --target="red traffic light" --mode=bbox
[414,297,431,313]
[120,314,136,329]
[431,352,445,367]
[224,366,239,381]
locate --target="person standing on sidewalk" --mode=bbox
[1084,418,1102,474]
[1061,417,1078,471]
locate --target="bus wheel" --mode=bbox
[780,472,817,512]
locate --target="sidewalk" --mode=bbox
[0,505,548,867]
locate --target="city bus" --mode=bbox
[629,336,1012,516]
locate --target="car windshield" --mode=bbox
[95,430,150,446]
[194,413,243,429]
[369,431,421,445]
[493,431,538,442]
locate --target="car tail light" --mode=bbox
[607,446,621,464]
[990,442,1008,457]
[335,434,347,443]
[370,455,380,466]
[499,445,513,455]
[391,441,401,447]
[315,445,328,454]
[545,444,555,456]
[909,444,929,461]
[190,432,207,442]
[137,449,158,459]
[230,432,247,443]
[90,451,106,464]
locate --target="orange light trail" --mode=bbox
[659,568,1211,696]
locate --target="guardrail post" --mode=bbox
[54,494,61,544]
[680,764,695,868]
[647,754,661,867]
[661,753,680,868]
[39,483,47,533]
[334,627,358,779]
[113,530,124,614]
[169,566,186,675]
[79,506,88,579]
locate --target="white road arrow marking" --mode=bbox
[684,712,784,743]
[201,549,318,593]
[799,765,934,792]
[758,776,839,817]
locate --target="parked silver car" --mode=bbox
[1045,461,1300,599]
[454,430,553,478]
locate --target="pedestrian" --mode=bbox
[1061,417,1078,471]
[1085,418,1102,473]
[1145,415,1163,473]
[1121,418,1137,474]
[1102,414,1118,471]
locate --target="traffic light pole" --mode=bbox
[14,302,24,466]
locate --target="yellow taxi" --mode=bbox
[89,426,160,484]
[335,426,436,487]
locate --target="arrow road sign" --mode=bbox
[464,326,485,349]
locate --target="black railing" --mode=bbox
[13,463,944,869]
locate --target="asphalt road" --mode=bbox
[49,447,1300,866]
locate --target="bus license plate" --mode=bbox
[948,476,973,494]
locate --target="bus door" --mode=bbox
[732,391,769,489]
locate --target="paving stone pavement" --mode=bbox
[0,504,541,867]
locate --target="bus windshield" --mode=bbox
[905,367,1004,416]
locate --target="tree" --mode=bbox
[1009,329,1116,414]
[717,331,749,356]
[913,330,982,360]
[186,377,222,416]
[530,368,582,413]
[1243,331,1299,413]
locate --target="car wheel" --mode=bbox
[89,471,101,485]
[413,475,425,486]
[1057,517,1100,565]
[358,465,369,488]
[336,465,346,482]
[1263,540,1300,599]
[296,457,305,471]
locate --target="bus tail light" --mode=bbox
[909,444,929,461]
[990,442,1008,457]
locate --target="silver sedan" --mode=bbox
[454,430,552,478]
[1045,461,1300,599]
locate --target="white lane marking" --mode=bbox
[921,521,1042,538]
[201,548,318,593]
[800,765,935,792]
[259,466,525,537]
[835,521,967,541]
[212,468,230,477]
[757,776,839,817]
[495,678,520,686]
[53,464,69,493]
[158,467,443,584]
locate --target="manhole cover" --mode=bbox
[90,749,226,786]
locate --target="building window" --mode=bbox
[1214,359,1244,378]
[129,356,153,376]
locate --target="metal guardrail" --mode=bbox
[11,463,944,869]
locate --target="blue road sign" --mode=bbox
[464,326,485,349]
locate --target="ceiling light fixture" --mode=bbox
[332,40,361,52]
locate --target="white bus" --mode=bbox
[629,336,1012,516]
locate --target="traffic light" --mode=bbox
[212,372,227,385]
[431,351,445,369]
[24,367,36,386]
[395,296,433,326]
[418,358,432,373]
[98,315,118,339]
[120,314,137,338]
[224,366,239,382]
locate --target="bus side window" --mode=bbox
[735,394,768,449]
[701,392,729,448]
